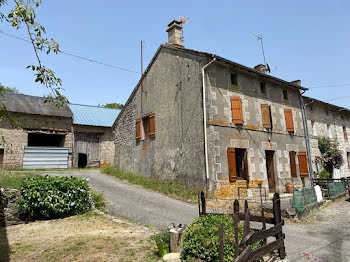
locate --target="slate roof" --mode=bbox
[68,104,120,127]
[0,93,72,118]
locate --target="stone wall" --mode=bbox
[304,98,350,176]
[72,125,115,167]
[114,47,208,190]
[206,63,308,195]
[0,112,73,168]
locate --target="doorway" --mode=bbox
[265,150,276,192]
[78,153,87,168]
[0,149,4,168]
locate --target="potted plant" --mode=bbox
[151,230,170,257]
[285,182,294,193]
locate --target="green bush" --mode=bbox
[150,230,170,246]
[319,169,330,179]
[17,176,90,220]
[182,214,260,262]
[92,190,106,213]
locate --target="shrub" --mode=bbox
[182,214,260,262]
[92,190,106,212]
[17,176,90,220]
[150,230,170,246]
[319,169,330,179]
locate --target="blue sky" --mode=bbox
[1,0,350,107]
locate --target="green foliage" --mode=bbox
[150,230,170,246]
[1,0,67,106]
[101,166,197,202]
[181,215,260,261]
[0,83,19,94]
[101,102,124,109]
[92,190,106,213]
[319,169,330,179]
[17,176,90,220]
[317,137,344,175]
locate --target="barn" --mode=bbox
[68,104,120,168]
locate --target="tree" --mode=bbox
[101,103,124,109]
[0,0,66,106]
[316,137,344,178]
[0,83,19,94]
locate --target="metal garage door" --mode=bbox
[23,147,68,169]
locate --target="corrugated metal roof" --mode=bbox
[68,104,120,127]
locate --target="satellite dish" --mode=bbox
[179,16,187,24]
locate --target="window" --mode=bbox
[284,109,294,132]
[28,133,65,147]
[231,96,243,124]
[298,152,309,178]
[135,113,155,141]
[227,147,249,182]
[311,121,317,136]
[343,126,348,141]
[327,124,332,138]
[261,104,272,129]
[231,73,238,86]
[283,90,288,101]
[260,82,266,94]
[289,151,297,178]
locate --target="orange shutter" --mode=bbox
[227,148,237,182]
[136,118,141,141]
[231,96,243,124]
[284,109,294,132]
[289,151,297,178]
[149,113,155,139]
[261,104,272,129]
[298,151,309,178]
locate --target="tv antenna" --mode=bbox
[250,32,270,73]
[179,16,190,44]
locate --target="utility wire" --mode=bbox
[0,29,141,75]
[308,83,350,89]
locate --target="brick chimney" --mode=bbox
[291,80,301,86]
[254,64,267,74]
[166,20,183,46]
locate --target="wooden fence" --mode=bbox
[198,192,286,262]
[312,177,350,189]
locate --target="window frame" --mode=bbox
[230,73,238,86]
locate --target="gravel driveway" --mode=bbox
[26,170,350,261]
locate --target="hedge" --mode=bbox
[17,176,90,220]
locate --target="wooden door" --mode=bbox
[265,151,276,192]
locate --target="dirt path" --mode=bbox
[23,170,350,261]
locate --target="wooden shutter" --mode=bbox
[227,148,237,182]
[136,118,141,141]
[149,113,155,139]
[231,96,243,124]
[261,104,272,129]
[298,151,309,178]
[289,151,297,178]
[284,109,294,132]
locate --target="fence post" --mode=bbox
[233,199,240,259]
[273,193,286,259]
[200,191,206,215]
[198,191,201,216]
[259,184,267,245]
[219,224,224,262]
[243,200,250,239]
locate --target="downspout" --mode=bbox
[202,57,217,195]
[299,91,313,186]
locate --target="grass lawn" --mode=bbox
[101,166,198,203]
[1,212,160,262]
[0,171,37,189]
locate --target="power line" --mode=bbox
[0,29,141,75]
[308,83,350,89]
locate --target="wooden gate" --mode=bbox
[74,133,101,167]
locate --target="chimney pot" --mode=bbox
[166,20,183,46]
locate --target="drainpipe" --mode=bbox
[299,91,313,186]
[202,57,216,195]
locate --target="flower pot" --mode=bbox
[157,243,169,257]
[285,184,294,193]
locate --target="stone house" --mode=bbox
[0,93,73,168]
[303,96,350,178]
[114,20,311,197]
[0,94,119,169]
[68,104,120,168]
